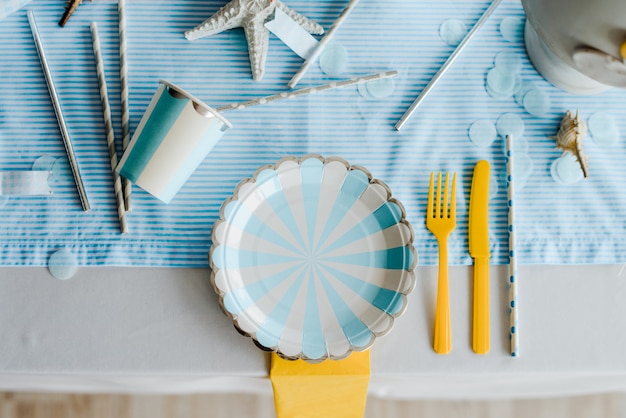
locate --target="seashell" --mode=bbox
[551,110,589,177]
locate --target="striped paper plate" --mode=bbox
[209,154,417,362]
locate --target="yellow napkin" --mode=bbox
[270,350,371,418]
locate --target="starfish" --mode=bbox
[185,0,324,81]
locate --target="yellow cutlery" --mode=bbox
[426,172,456,354]
[469,160,490,354]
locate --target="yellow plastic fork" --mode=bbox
[426,172,457,354]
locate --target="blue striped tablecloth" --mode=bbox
[0,0,625,267]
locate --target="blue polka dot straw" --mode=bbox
[506,134,519,357]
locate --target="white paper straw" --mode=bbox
[287,0,360,88]
[118,0,132,212]
[506,134,518,356]
[27,10,91,212]
[90,21,129,235]
[395,0,503,130]
[218,70,397,112]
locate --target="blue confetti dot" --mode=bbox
[550,154,583,185]
[439,19,468,46]
[494,50,522,72]
[365,77,395,99]
[52,158,73,183]
[33,156,57,171]
[497,113,525,139]
[509,225,514,232]
[486,67,516,95]
[357,83,370,99]
[523,89,550,117]
[511,300,516,308]
[507,175,512,182]
[508,199,513,207]
[512,352,519,357]
[511,326,516,333]
[512,152,533,179]
[48,248,78,280]
[319,43,349,76]
[469,119,497,147]
[500,16,524,42]
[510,275,516,282]
[588,112,618,145]
[510,250,515,257]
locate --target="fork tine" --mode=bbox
[436,172,442,218]
[428,172,435,218]
[443,173,450,219]
[450,172,457,218]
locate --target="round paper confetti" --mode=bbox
[32,155,57,171]
[319,43,349,76]
[512,151,533,179]
[51,158,73,183]
[522,88,550,117]
[588,112,618,145]
[366,77,395,98]
[496,113,524,138]
[551,154,583,184]
[494,50,522,72]
[469,119,497,147]
[500,16,524,42]
[48,248,78,280]
[357,82,370,99]
[439,19,467,46]
[514,81,533,106]
[487,67,516,94]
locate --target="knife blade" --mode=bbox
[469,160,490,354]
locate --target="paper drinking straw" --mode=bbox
[288,0,361,88]
[218,70,397,112]
[27,10,91,212]
[118,0,132,212]
[506,134,518,357]
[90,22,129,234]
[395,0,503,131]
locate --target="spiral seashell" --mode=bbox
[552,110,589,177]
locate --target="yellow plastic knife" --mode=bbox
[469,160,490,354]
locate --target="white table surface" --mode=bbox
[2,264,626,399]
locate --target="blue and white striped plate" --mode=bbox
[209,154,417,362]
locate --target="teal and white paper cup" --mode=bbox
[116,80,232,203]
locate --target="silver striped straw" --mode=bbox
[90,22,129,235]
[217,70,397,112]
[288,0,361,88]
[118,0,132,212]
[506,134,518,356]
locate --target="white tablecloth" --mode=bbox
[2,264,626,399]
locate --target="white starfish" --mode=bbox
[185,0,324,81]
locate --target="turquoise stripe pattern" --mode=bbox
[2,0,626,268]
[210,155,416,362]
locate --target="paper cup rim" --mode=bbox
[158,80,233,128]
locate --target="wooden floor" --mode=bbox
[0,392,625,418]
